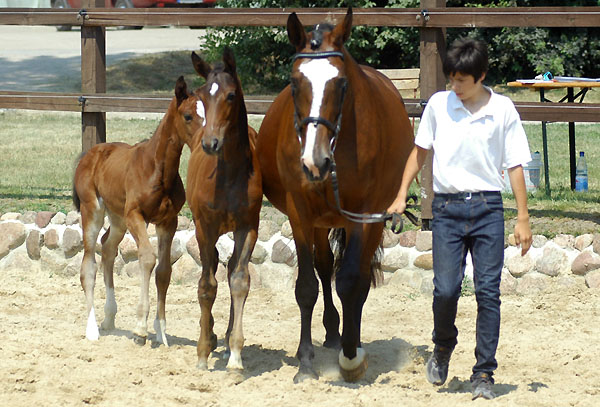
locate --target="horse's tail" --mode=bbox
[330,228,384,287]
[72,151,86,212]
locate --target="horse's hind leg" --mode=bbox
[99,214,126,332]
[224,227,257,370]
[126,210,156,345]
[153,216,177,347]
[79,200,105,341]
[314,228,341,349]
[195,223,219,370]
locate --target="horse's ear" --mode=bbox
[175,76,189,106]
[331,6,353,47]
[222,47,237,76]
[287,12,307,51]
[191,51,211,79]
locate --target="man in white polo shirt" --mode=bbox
[387,37,532,400]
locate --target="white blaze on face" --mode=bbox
[298,59,339,166]
[196,100,206,127]
[210,82,219,96]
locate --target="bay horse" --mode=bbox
[186,48,262,370]
[255,8,414,382]
[73,76,204,346]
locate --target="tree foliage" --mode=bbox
[203,1,600,93]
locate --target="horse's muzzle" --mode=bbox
[202,137,222,155]
[302,156,331,182]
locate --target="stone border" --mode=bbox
[1,210,599,294]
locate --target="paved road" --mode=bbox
[0,25,205,91]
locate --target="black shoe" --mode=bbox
[471,372,496,400]
[425,345,453,385]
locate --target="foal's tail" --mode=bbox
[330,228,384,287]
[72,151,86,212]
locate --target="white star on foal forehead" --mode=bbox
[209,82,219,96]
[298,59,339,118]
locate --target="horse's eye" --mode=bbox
[226,92,235,102]
[184,114,193,121]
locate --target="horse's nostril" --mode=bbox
[212,139,219,150]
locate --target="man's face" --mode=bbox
[449,71,484,102]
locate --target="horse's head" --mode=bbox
[191,48,243,155]
[287,7,352,182]
[173,76,205,149]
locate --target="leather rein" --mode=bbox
[292,51,419,233]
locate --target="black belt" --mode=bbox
[435,191,501,200]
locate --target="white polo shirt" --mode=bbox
[415,88,531,193]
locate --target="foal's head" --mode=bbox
[287,8,352,182]
[191,48,245,155]
[172,76,205,149]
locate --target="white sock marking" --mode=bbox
[298,59,339,165]
[86,307,99,341]
[339,347,365,370]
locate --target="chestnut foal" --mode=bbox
[187,49,262,370]
[73,76,203,346]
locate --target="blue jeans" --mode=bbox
[431,191,504,379]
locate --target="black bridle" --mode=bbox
[291,50,419,233]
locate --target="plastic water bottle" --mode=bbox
[575,151,588,192]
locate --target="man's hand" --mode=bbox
[514,218,532,256]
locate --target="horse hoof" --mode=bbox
[293,367,319,384]
[132,334,147,346]
[339,348,368,382]
[196,360,209,371]
[226,351,244,370]
[323,336,341,349]
[100,320,115,331]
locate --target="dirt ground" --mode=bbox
[1,263,599,407]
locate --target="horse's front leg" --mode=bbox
[195,221,219,370]
[314,228,340,349]
[126,210,156,346]
[224,225,257,370]
[153,216,177,347]
[335,227,374,382]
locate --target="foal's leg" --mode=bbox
[224,226,257,370]
[79,200,105,341]
[126,210,156,345]
[195,221,219,370]
[314,228,340,349]
[99,214,127,332]
[153,216,177,347]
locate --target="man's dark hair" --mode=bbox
[443,38,488,81]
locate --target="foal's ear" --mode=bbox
[175,76,189,106]
[222,47,237,76]
[331,6,352,48]
[287,12,307,51]
[191,51,211,79]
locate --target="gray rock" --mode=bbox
[19,211,37,224]
[414,253,433,270]
[123,260,140,278]
[0,248,37,272]
[43,228,60,250]
[64,253,84,277]
[388,269,422,289]
[585,269,600,289]
[532,235,548,248]
[507,233,516,246]
[258,219,279,242]
[552,234,575,249]
[500,268,518,295]
[574,234,594,251]
[215,262,227,282]
[216,235,234,264]
[381,229,400,249]
[65,211,80,226]
[186,236,201,266]
[381,246,409,272]
[571,251,600,276]
[257,262,297,291]
[40,247,68,276]
[0,212,20,221]
[50,212,67,225]
[397,230,417,248]
[415,230,432,252]
[280,220,293,239]
[251,242,268,264]
[420,270,434,295]
[0,222,26,260]
[516,272,549,295]
[177,216,191,231]
[171,253,200,284]
[63,228,83,258]
[593,234,600,255]
[35,211,56,228]
[119,236,138,263]
[271,239,297,267]
[26,230,43,260]
[170,236,184,265]
[260,206,287,226]
[505,252,535,278]
[535,244,569,277]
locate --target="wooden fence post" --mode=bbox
[81,0,106,152]
[419,0,446,230]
